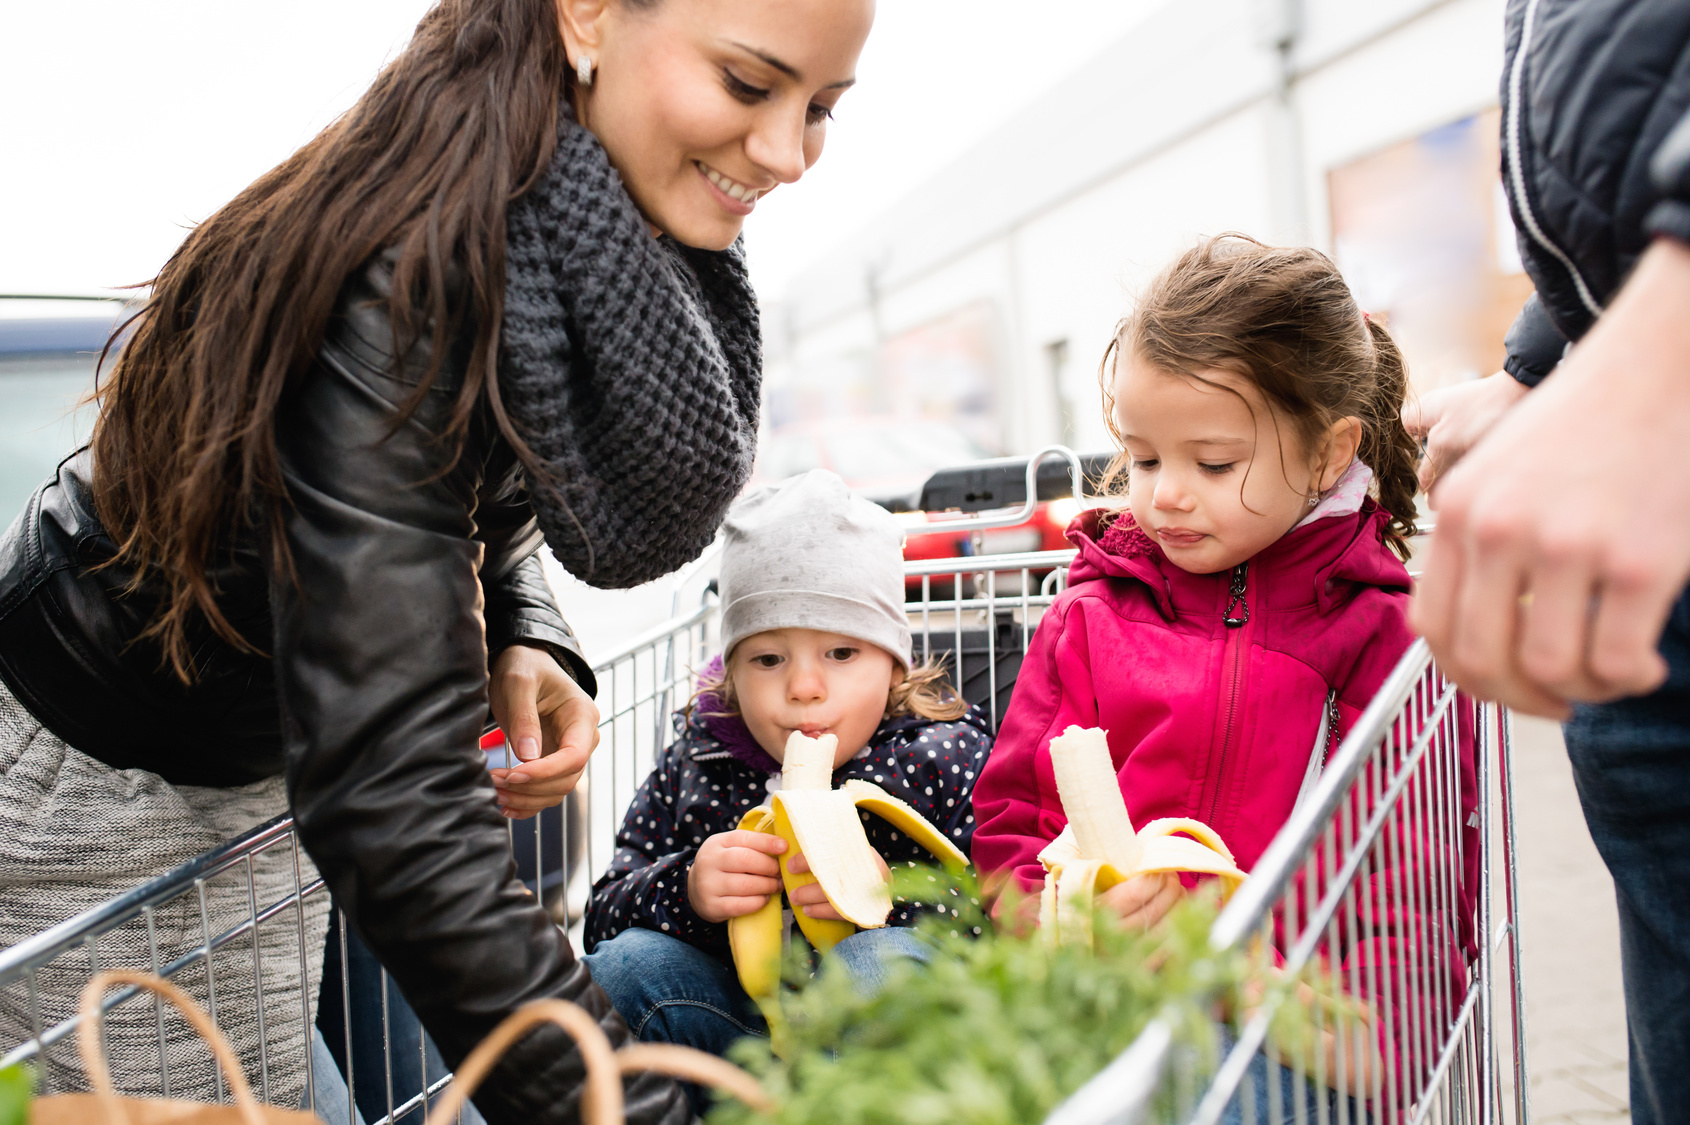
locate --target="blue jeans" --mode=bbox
[316,912,486,1125]
[1215,1025,1369,1124]
[1564,588,1690,1125]
[582,926,931,1112]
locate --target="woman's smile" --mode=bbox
[696,160,763,213]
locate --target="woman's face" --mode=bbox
[559,0,874,251]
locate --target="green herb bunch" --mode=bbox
[0,1064,30,1125]
[710,869,1299,1125]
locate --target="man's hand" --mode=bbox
[1099,871,1183,930]
[487,644,600,819]
[1414,239,1690,716]
[688,830,788,923]
[785,847,890,921]
[1402,371,1530,495]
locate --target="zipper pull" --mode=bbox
[1223,562,1250,627]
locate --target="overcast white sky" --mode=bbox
[0,1,1158,302]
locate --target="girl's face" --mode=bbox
[1112,353,1357,575]
[558,0,873,251]
[729,628,900,767]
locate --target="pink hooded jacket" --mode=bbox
[974,501,1480,1087]
[975,501,1428,886]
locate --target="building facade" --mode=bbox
[760,0,1528,464]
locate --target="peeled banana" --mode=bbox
[1039,725,1246,944]
[727,731,970,1025]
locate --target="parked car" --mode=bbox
[0,296,129,525]
[754,417,1115,579]
[900,449,1116,593]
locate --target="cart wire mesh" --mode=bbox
[0,452,1527,1125]
[1044,639,1529,1125]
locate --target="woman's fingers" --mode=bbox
[487,646,603,813]
[534,673,601,776]
[488,645,551,766]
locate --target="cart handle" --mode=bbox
[904,445,1092,537]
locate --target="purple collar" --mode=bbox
[693,657,783,773]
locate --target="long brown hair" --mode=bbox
[1099,234,1420,559]
[91,0,580,681]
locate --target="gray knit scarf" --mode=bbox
[501,113,761,589]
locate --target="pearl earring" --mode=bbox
[576,55,594,87]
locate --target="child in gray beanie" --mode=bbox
[718,469,912,674]
[582,469,994,1080]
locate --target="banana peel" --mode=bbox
[1040,725,1247,944]
[728,731,971,1032]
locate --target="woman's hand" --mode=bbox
[1099,871,1183,930]
[785,847,890,921]
[1401,371,1530,495]
[688,830,788,923]
[487,644,600,819]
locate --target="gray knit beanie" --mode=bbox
[719,470,912,667]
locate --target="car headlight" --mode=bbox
[1046,497,1082,527]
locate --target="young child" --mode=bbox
[582,469,992,1069]
[973,235,1478,1113]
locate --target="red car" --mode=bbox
[754,420,1112,585]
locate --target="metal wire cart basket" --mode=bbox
[0,450,1530,1125]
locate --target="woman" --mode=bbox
[0,0,873,1121]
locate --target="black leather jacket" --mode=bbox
[0,259,691,1125]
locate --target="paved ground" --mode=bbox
[1509,714,1629,1123]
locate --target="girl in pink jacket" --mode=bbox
[974,235,1477,1114]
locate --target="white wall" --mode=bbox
[764,0,1509,456]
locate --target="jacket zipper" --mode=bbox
[1504,0,1603,319]
[1208,562,1253,826]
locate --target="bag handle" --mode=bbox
[418,1000,773,1125]
[77,970,267,1125]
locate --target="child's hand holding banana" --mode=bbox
[687,829,789,924]
[786,846,890,922]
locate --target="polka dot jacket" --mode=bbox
[583,703,994,959]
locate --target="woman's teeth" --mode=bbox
[701,163,759,204]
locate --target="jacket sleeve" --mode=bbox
[473,453,597,693]
[1501,293,1568,388]
[270,270,688,1125]
[583,750,728,958]
[1646,105,1690,244]
[971,599,1098,895]
[481,550,597,695]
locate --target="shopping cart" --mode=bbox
[0,448,1529,1125]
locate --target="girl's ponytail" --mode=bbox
[1361,319,1420,560]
